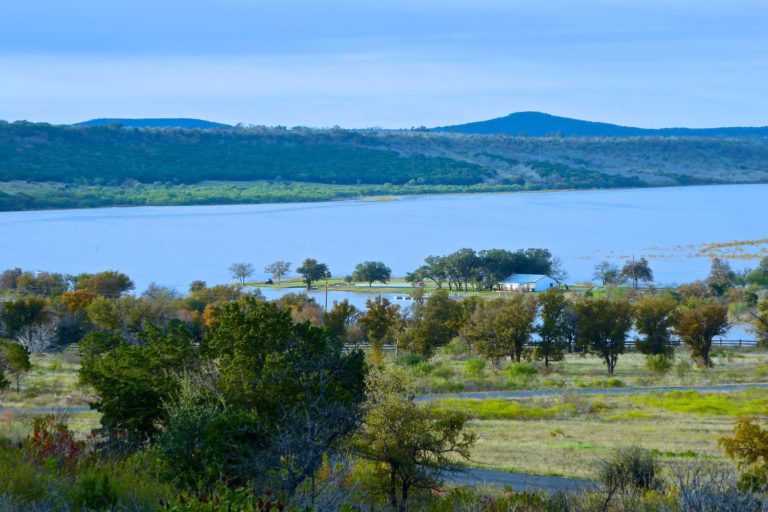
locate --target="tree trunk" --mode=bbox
[399,481,409,512]
[390,470,398,511]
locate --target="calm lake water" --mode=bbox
[2,184,766,295]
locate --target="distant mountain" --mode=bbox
[74,118,231,129]
[433,111,768,137]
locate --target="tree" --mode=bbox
[575,298,634,374]
[296,258,330,289]
[746,257,768,288]
[202,298,367,495]
[264,260,291,283]
[0,340,31,392]
[75,270,134,297]
[720,412,768,491]
[228,262,254,285]
[352,261,392,287]
[634,295,678,356]
[0,296,48,338]
[621,257,653,289]
[707,257,739,296]
[79,320,198,443]
[401,290,462,357]
[593,261,624,287]
[751,300,768,348]
[352,369,475,512]
[536,289,570,366]
[674,301,729,367]
[359,297,400,363]
[324,299,359,343]
[14,321,58,354]
[464,296,538,364]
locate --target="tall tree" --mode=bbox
[674,301,729,367]
[75,270,134,297]
[621,257,654,289]
[352,369,475,512]
[706,257,739,296]
[264,260,291,283]
[324,299,359,343]
[575,298,634,375]
[352,261,392,287]
[359,297,400,363]
[228,262,254,285]
[634,295,678,356]
[401,290,462,357]
[593,261,624,287]
[751,300,768,348]
[464,296,538,364]
[536,289,570,366]
[296,258,330,289]
[0,340,31,392]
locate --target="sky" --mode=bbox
[1,0,767,128]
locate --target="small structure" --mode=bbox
[499,274,558,292]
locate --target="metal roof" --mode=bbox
[500,274,552,284]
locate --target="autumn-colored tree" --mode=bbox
[673,301,729,367]
[464,296,538,364]
[751,300,768,348]
[720,412,768,490]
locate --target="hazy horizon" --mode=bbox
[2,1,767,128]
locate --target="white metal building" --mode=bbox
[499,274,558,292]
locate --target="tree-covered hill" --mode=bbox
[433,111,768,137]
[1,120,767,210]
[74,118,231,129]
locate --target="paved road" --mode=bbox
[416,382,768,402]
[442,467,591,493]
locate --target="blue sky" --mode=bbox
[1,0,767,127]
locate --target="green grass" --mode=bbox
[441,390,759,478]
[0,350,91,409]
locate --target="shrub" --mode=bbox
[597,447,662,493]
[646,354,673,376]
[0,445,50,503]
[70,467,118,511]
[431,365,455,379]
[506,362,538,378]
[676,359,692,379]
[442,338,469,357]
[412,361,436,376]
[464,357,486,378]
[396,352,424,367]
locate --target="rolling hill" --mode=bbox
[74,118,231,129]
[433,111,768,137]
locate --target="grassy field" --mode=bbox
[406,347,768,394]
[437,388,766,478]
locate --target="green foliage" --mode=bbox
[78,320,198,443]
[396,352,425,367]
[70,467,118,510]
[352,261,392,287]
[634,390,768,416]
[720,413,768,491]
[464,296,538,364]
[634,295,677,356]
[575,298,634,375]
[535,289,570,366]
[645,354,674,376]
[506,361,539,378]
[295,258,330,289]
[464,357,486,378]
[442,338,469,357]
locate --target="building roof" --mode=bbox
[500,274,554,284]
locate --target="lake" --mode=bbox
[2,184,766,294]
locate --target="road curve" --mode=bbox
[442,467,591,493]
[416,382,768,402]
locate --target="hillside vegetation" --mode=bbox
[1,120,767,210]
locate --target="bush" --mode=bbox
[431,365,455,379]
[442,338,469,357]
[597,447,662,493]
[464,357,486,379]
[676,359,693,379]
[506,362,538,378]
[646,354,673,376]
[412,361,436,376]
[396,352,424,367]
[70,467,118,511]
